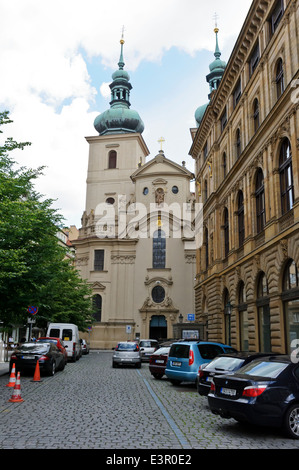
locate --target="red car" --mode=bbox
[149,346,171,379]
[37,337,68,364]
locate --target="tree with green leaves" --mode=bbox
[0,111,94,333]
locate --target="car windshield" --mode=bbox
[238,360,288,378]
[169,344,190,359]
[153,347,170,356]
[38,339,57,345]
[205,356,244,371]
[198,344,224,359]
[18,344,49,354]
[140,341,156,347]
[116,343,137,351]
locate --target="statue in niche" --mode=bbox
[155,188,165,205]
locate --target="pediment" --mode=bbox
[131,151,194,182]
[91,281,106,291]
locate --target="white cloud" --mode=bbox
[0,0,252,226]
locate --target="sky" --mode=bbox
[0,0,253,228]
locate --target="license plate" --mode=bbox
[121,358,132,361]
[221,387,236,396]
[172,361,182,367]
[22,355,33,359]
[156,360,164,364]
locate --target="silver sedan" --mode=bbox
[112,342,141,368]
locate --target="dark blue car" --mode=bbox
[208,355,299,439]
[165,341,237,385]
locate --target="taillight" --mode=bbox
[39,355,50,361]
[73,342,76,352]
[189,350,194,366]
[197,365,205,378]
[242,385,267,398]
[210,380,215,392]
[11,354,17,360]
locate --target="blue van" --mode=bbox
[165,341,237,385]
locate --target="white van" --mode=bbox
[46,323,81,362]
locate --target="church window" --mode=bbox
[106,197,115,205]
[108,150,117,169]
[153,229,166,269]
[94,249,104,271]
[93,294,102,322]
[152,285,165,304]
[143,187,149,195]
[172,186,179,194]
[279,138,294,215]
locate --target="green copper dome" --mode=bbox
[195,103,209,126]
[94,38,144,135]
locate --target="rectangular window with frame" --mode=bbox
[233,79,242,109]
[94,249,104,271]
[221,108,227,132]
[269,0,284,36]
[249,42,260,77]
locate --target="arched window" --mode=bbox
[257,272,271,352]
[93,294,102,322]
[276,58,284,99]
[253,98,260,133]
[236,128,241,159]
[282,260,299,354]
[255,168,265,233]
[223,208,229,258]
[153,229,166,269]
[237,191,245,248]
[279,138,294,215]
[204,180,208,203]
[108,150,117,169]
[238,282,248,350]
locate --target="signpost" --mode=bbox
[27,306,38,340]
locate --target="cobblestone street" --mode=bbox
[0,351,299,450]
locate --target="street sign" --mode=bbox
[28,306,38,315]
[187,314,195,322]
[126,325,132,334]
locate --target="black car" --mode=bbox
[208,355,299,439]
[197,352,276,396]
[10,342,66,376]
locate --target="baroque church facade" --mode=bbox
[190,0,299,354]
[74,38,197,348]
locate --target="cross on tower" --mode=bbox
[158,137,165,151]
[213,12,219,28]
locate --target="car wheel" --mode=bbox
[284,404,299,439]
[49,361,56,376]
[153,373,163,379]
[170,379,182,386]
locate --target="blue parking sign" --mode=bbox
[187,314,195,322]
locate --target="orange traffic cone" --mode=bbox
[9,371,24,403]
[6,363,16,388]
[31,360,42,382]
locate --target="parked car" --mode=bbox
[208,355,299,439]
[80,339,90,355]
[139,339,159,362]
[165,341,237,385]
[46,323,81,362]
[36,337,68,364]
[149,347,171,379]
[10,342,65,376]
[112,341,141,368]
[197,352,276,396]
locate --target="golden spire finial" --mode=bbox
[158,136,165,151]
[213,12,219,33]
[120,25,125,44]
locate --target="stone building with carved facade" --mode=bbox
[190,0,299,353]
[73,39,196,348]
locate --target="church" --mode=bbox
[73,36,197,349]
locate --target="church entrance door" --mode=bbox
[149,315,167,341]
